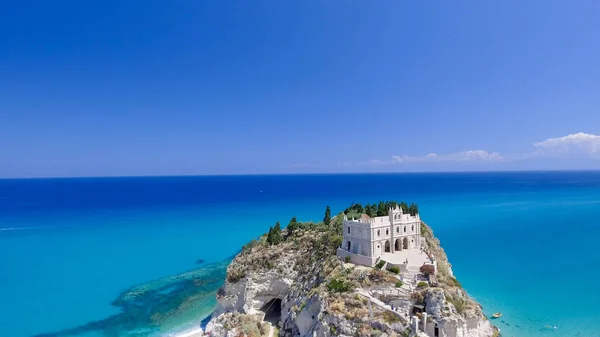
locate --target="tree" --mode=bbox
[377,201,387,216]
[408,203,419,216]
[273,221,282,244]
[368,203,377,217]
[267,222,282,245]
[323,206,331,226]
[266,226,274,245]
[364,204,372,217]
[399,201,408,213]
[287,217,299,238]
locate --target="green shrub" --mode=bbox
[374,260,386,270]
[241,238,260,253]
[381,310,401,323]
[449,277,462,288]
[388,266,400,274]
[345,256,351,263]
[227,269,246,283]
[266,261,275,269]
[395,281,403,287]
[327,278,351,293]
[450,297,467,315]
[417,281,429,288]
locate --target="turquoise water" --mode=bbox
[1,173,599,336]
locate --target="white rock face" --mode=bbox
[206,252,304,336]
[425,288,446,318]
[217,272,293,314]
[423,288,494,337]
[204,313,238,337]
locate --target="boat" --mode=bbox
[492,312,502,318]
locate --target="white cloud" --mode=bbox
[391,150,503,164]
[533,132,600,157]
[291,132,600,171]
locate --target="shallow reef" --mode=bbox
[33,258,231,337]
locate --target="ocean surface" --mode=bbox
[1,172,599,337]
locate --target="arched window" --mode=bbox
[386,229,389,235]
[347,226,351,234]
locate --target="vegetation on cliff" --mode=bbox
[227,205,344,284]
[218,203,494,337]
[344,201,419,219]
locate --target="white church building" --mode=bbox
[337,205,422,267]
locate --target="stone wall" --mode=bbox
[336,248,377,267]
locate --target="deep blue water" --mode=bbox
[1,172,599,337]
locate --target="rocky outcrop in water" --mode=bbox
[206,217,498,337]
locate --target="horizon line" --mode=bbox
[1,168,600,180]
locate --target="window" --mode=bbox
[386,229,389,235]
[348,226,351,234]
[411,225,414,231]
[404,226,406,233]
[396,226,399,233]
[377,229,380,237]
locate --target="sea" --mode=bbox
[1,172,599,337]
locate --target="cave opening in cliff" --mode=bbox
[260,298,282,324]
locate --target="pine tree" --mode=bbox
[267,226,274,245]
[287,217,299,238]
[400,201,408,213]
[323,206,331,226]
[377,201,387,216]
[272,221,282,244]
[408,203,419,216]
[366,204,376,217]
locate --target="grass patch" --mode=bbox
[448,277,462,288]
[227,269,246,283]
[327,278,351,293]
[417,281,429,288]
[380,310,402,323]
[395,281,403,288]
[374,260,386,270]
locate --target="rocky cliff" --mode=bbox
[205,216,498,337]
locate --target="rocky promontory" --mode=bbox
[205,212,498,337]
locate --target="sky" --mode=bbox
[1,1,600,177]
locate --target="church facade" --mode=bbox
[336,205,422,267]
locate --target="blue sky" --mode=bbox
[1,1,600,177]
